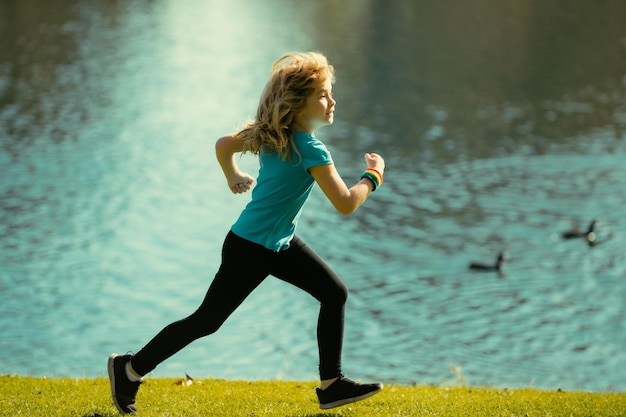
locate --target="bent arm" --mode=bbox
[215,134,254,194]
[309,164,374,215]
[215,134,244,177]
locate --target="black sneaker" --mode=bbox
[108,353,143,415]
[316,375,383,409]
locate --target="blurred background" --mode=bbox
[1,0,625,391]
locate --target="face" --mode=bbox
[295,78,336,133]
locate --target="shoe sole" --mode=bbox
[319,384,383,409]
[108,353,133,415]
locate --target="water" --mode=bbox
[1,1,625,392]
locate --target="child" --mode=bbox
[108,51,385,414]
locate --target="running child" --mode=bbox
[108,51,385,414]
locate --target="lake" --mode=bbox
[1,0,625,392]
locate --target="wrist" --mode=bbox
[360,168,383,191]
[367,167,383,178]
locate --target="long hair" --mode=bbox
[235,52,335,160]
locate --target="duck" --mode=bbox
[561,219,596,240]
[469,252,505,273]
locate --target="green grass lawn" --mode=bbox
[1,375,625,417]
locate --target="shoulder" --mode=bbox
[293,131,320,144]
[293,131,329,153]
[293,131,332,168]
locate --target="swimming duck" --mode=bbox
[561,219,596,240]
[469,252,504,272]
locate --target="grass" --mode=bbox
[1,375,625,417]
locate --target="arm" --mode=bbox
[215,134,255,194]
[309,153,385,215]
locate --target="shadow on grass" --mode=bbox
[84,412,344,417]
[291,414,343,417]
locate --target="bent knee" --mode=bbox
[322,282,348,306]
[185,311,225,338]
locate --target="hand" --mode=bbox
[228,172,254,194]
[364,153,385,175]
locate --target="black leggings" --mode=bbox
[131,231,348,380]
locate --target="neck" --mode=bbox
[293,122,315,135]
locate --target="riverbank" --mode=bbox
[2,375,625,416]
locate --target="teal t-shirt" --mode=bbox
[231,131,333,251]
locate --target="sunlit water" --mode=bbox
[1,1,625,392]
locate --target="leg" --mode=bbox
[130,231,272,376]
[271,237,383,409]
[271,236,348,380]
[109,231,272,414]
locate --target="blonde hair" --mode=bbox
[235,52,335,160]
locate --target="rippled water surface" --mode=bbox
[1,1,625,391]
